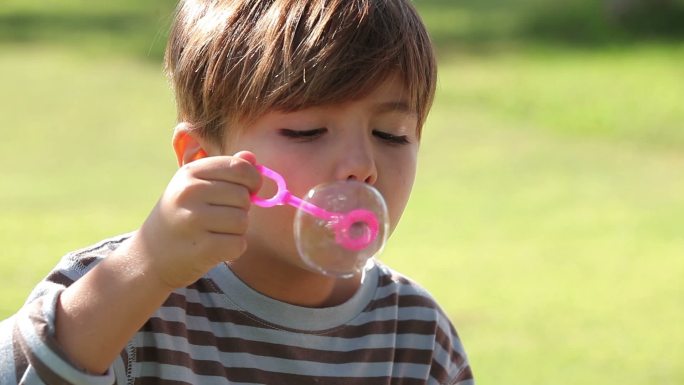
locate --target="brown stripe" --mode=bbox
[141,319,435,364]
[136,347,220,376]
[75,256,98,269]
[377,271,413,287]
[142,317,190,341]
[186,278,223,294]
[365,293,438,312]
[161,293,274,326]
[392,345,433,366]
[67,236,130,271]
[72,237,128,258]
[393,319,440,336]
[227,367,428,385]
[207,339,428,364]
[162,292,438,333]
[45,271,75,287]
[429,360,449,384]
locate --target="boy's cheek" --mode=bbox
[247,206,298,250]
[383,177,416,233]
[386,198,410,234]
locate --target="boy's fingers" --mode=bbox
[200,205,249,235]
[203,181,252,208]
[205,232,248,262]
[173,178,252,209]
[185,155,262,193]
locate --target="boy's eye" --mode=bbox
[372,130,410,145]
[278,128,327,141]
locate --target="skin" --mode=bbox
[54,76,420,373]
[219,76,420,307]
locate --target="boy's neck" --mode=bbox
[226,256,362,308]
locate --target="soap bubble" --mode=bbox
[294,180,389,278]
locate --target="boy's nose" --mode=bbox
[334,141,378,185]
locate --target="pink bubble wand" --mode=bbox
[250,165,379,251]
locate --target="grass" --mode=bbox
[384,46,684,384]
[0,47,177,314]
[1,1,683,384]
[0,0,175,60]
[389,103,684,384]
[437,45,684,148]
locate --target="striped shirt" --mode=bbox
[1,234,474,385]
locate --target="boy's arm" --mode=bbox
[0,236,130,385]
[55,153,261,374]
[54,237,174,374]
[1,153,261,381]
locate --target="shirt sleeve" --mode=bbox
[424,292,474,385]
[0,235,132,385]
[1,287,116,385]
[438,318,475,385]
[449,366,475,385]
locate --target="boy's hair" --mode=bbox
[164,0,437,144]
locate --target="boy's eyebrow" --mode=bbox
[374,101,417,116]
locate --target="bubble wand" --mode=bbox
[251,165,380,251]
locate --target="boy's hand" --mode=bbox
[128,151,262,290]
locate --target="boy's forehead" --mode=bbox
[341,75,415,113]
[369,75,411,99]
[292,74,414,112]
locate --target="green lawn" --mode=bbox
[1,1,682,385]
[386,46,684,384]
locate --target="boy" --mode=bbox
[0,0,474,384]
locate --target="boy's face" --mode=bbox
[223,76,420,274]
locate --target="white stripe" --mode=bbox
[137,330,434,365]
[153,303,440,345]
[0,317,19,385]
[160,292,440,326]
[135,355,429,379]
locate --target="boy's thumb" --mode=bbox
[233,150,257,166]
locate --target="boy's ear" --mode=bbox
[172,122,212,166]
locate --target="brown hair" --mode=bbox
[165,0,437,144]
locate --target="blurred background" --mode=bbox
[1,0,682,383]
